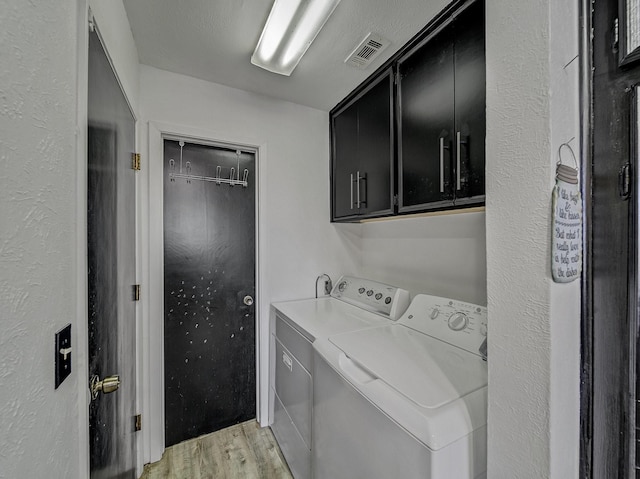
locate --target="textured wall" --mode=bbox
[0,0,80,477]
[486,0,552,474]
[485,0,580,477]
[548,0,581,476]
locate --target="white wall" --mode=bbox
[548,0,581,476]
[0,1,80,477]
[358,212,487,305]
[485,0,581,477]
[88,0,140,115]
[138,65,361,462]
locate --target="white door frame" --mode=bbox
[144,121,266,463]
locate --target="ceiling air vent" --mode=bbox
[345,33,391,69]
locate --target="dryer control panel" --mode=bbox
[398,294,488,358]
[330,276,410,321]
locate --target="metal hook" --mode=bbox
[557,142,578,169]
[556,141,579,184]
[179,141,185,174]
[563,54,579,70]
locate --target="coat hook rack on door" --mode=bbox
[168,142,249,187]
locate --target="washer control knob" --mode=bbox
[448,312,469,331]
[480,323,488,336]
[358,287,365,294]
[375,293,383,300]
[384,297,392,304]
[366,290,373,296]
[338,281,347,292]
[430,308,440,319]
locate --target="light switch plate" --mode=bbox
[55,324,72,389]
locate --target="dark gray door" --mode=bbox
[356,71,394,216]
[452,1,485,204]
[163,140,256,447]
[584,0,640,476]
[87,30,137,478]
[397,1,485,211]
[332,102,359,219]
[398,21,455,209]
[330,70,394,221]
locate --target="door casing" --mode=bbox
[144,121,266,463]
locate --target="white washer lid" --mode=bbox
[329,324,487,409]
[272,297,389,341]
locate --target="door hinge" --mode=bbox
[133,284,141,301]
[135,414,142,432]
[132,153,141,171]
[394,71,400,85]
[393,194,398,206]
[613,17,619,50]
[619,163,631,200]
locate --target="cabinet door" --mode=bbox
[398,25,455,211]
[357,71,394,216]
[453,1,485,204]
[332,102,359,219]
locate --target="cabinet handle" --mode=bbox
[456,131,461,191]
[356,171,361,209]
[439,138,445,193]
[350,173,354,209]
[282,351,292,372]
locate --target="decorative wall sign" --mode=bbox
[620,0,640,66]
[552,143,582,283]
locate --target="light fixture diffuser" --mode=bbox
[251,0,342,76]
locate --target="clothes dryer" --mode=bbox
[270,276,410,479]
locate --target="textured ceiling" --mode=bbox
[122,0,448,111]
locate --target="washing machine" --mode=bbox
[269,276,410,479]
[313,293,488,479]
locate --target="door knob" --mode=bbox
[90,374,120,400]
[243,295,254,306]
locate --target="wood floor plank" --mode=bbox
[140,421,293,479]
[241,422,292,479]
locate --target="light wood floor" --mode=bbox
[140,421,293,479]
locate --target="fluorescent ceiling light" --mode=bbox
[251,0,342,76]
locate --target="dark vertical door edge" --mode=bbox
[87,29,137,479]
[585,0,640,476]
[578,0,594,476]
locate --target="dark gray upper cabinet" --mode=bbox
[398,1,485,212]
[331,69,394,221]
[398,25,456,209]
[330,0,485,222]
